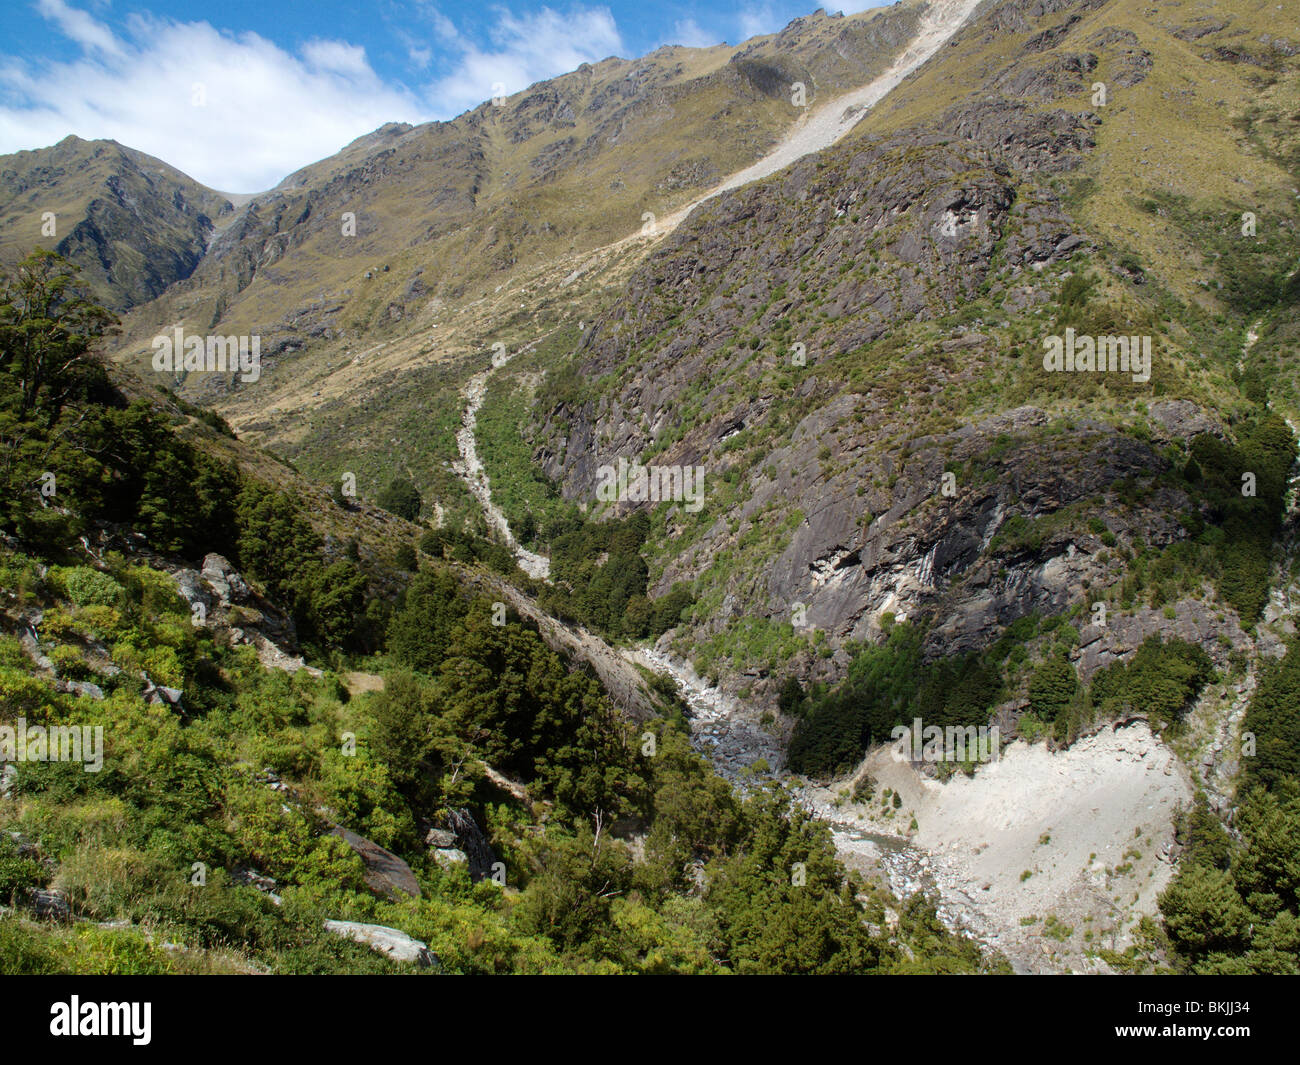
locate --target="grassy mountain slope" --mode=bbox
[0,247,1003,975]
[6,0,1300,977]
[82,4,931,524]
[105,5,923,383]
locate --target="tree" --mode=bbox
[704,788,885,974]
[376,475,421,521]
[1091,636,1212,727]
[1232,789,1300,918]
[394,542,417,571]
[235,483,321,600]
[777,675,806,716]
[1159,864,1252,965]
[0,249,116,419]
[1027,656,1078,724]
[651,583,695,634]
[385,567,469,674]
[368,669,444,799]
[300,560,368,649]
[515,825,634,956]
[1242,636,1300,790]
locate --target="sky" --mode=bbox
[0,0,887,193]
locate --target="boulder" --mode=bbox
[201,554,250,604]
[58,679,105,701]
[322,920,437,968]
[433,848,468,870]
[330,826,421,899]
[28,888,70,920]
[18,629,55,673]
[142,676,184,710]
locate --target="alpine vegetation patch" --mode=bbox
[0,718,104,772]
[890,718,1001,763]
[1042,327,1151,383]
[595,456,706,513]
[151,327,262,383]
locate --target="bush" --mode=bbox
[0,835,47,904]
[60,567,122,608]
[1027,657,1078,724]
[777,675,806,716]
[377,477,421,521]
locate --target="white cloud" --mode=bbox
[0,2,634,193]
[0,5,427,192]
[663,19,719,49]
[419,4,463,45]
[737,4,779,40]
[422,6,624,116]
[34,0,123,57]
[301,39,374,78]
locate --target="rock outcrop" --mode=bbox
[322,920,437,968]
[328,827,422,900]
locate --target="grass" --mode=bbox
[474,370,575,548]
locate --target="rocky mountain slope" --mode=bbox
[102,5,923,382]
[6,0,1300,977]
[3,3,928,514]
[524,0,1299,695]
[0,136,233,310]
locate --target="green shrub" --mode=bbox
[60,567,122,608]
[377,477,422,521]
[0,835,47,904]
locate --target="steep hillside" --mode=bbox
[105,4,923,389]
[0,136,233,310]
[520,0,1299,702]
[87,3,938,521]
[7,0,1300,978]
[0,246,1006,976]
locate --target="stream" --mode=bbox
[451,355,986,946]
[442,0,999,946]
[452,361,550,581]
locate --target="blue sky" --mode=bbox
[0,0,885,193]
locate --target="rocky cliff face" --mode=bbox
[533,108,1091,658]
[526,0,1294,694]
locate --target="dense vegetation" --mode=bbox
[536,511,694,640]
[787,613,1218,779]
[0,252,997,974]
[376,476,422,522]
[0,540,996,974]
[1175,413,1295,624]
[1151,627,1300,974]
[786,620,994,777]
[786,615,1062,777]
